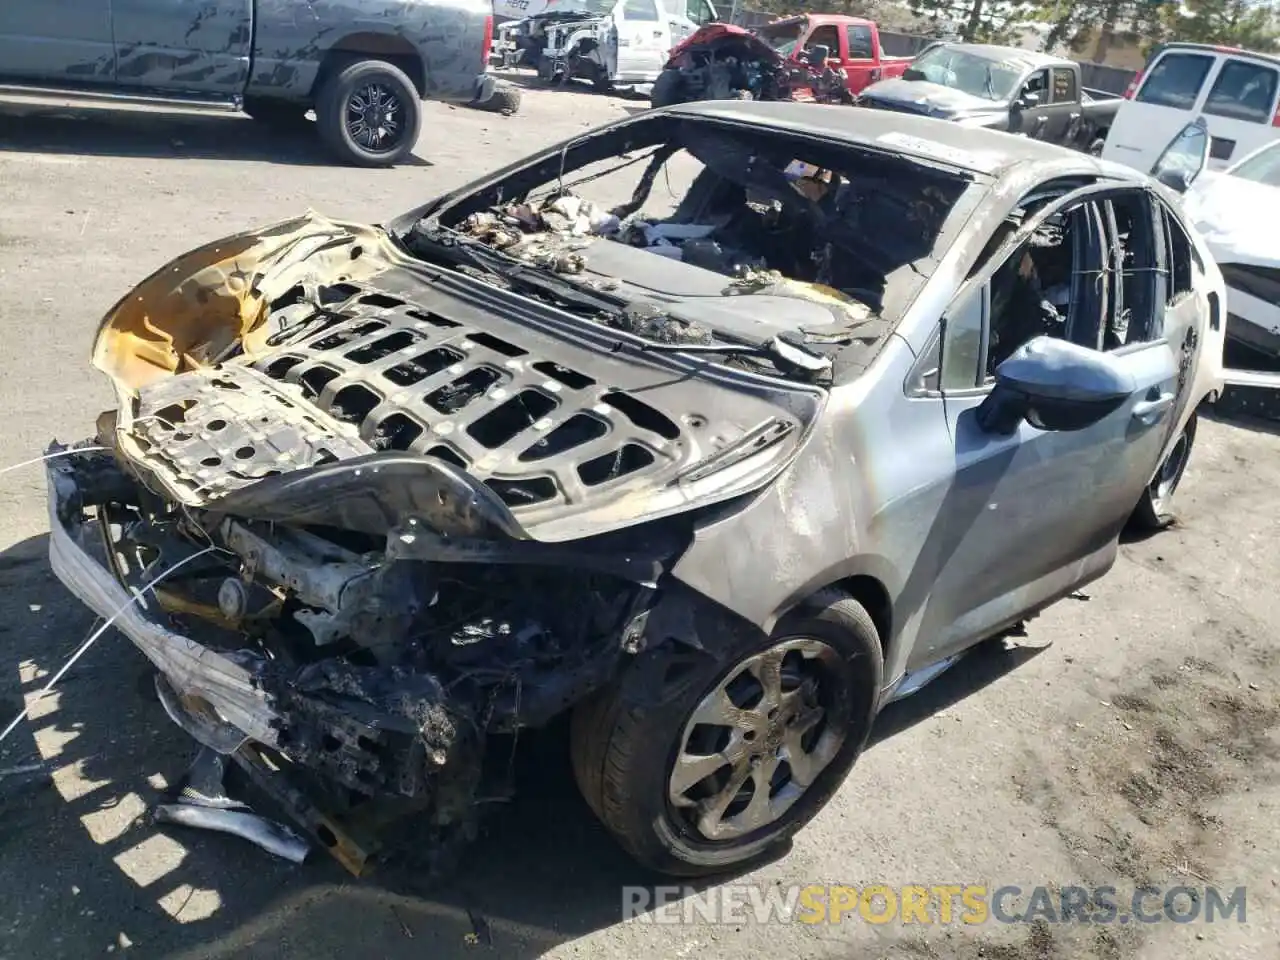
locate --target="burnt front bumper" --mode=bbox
[45,446,471,803]
[45,451,282,749]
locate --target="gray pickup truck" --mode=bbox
[0,0,514,166]
[858,43,1122,155]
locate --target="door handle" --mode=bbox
[653,30,663,37]
[1132,392,1174,425]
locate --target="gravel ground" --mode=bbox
[0,79,1277,960]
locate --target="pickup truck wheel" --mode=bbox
[1131,412,1197,531]
[650,68,685,108]
[316,59,421,167]
[570,589,882,876]
[242,98,310,127]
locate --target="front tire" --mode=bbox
[571,590,883,876]
[1131,411,1197,531]
[315,58,421,167]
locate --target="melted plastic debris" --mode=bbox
[725,269,877,328]
[460,194,620,275]
[606,302,713,345]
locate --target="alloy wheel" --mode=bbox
[1150,428,1192,506]
[345,82,404,153]
[667,637,850,842]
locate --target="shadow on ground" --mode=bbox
[490,68,650,101]
[0,531,1045,959]
[0,101,431,167]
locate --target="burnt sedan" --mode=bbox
[46,102,1224,877]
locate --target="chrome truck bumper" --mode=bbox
[45,452,279,749]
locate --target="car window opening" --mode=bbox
[985,212,1077,376]
[977,188,1168,384]
[412,115,971,371]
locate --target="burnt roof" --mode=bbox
[662,99,1129,179]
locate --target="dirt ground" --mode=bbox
[0,78,1277,960]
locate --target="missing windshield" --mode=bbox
[409,114,970,371]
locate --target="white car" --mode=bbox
[1180,137,1280,361]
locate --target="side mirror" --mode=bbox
[1155,168,1192,192]
[976,336,1135,434]
[1150,117,1210,194]
[806,44,830,67]
[1015,89,1040,110]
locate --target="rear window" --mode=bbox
[847,24,874,59]
[1137,52,1214,109]
[1203,59,1279,123]
[1051,66,1077,104]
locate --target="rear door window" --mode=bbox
[1203,59,1279,123]
[846,24,874,59]
[1051,66,1077,104]
[1137,52,1214,109]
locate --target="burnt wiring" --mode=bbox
[0,446,108,477]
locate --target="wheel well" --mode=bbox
[312,33,427,99]
[834,575,893,652]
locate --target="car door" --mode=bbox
[1046,65,1083,144]
[111,0,253,95]
[787,22,840,97]
[841,22,876,93]
[1011,67,1053,139]
[907,185,1190,665]
[0,1,115,82]
[614,0,668,82]
[1196,54,1280,169]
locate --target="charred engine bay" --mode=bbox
[62,442,681,828]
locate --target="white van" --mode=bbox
[498,0,718,89]
[1102,43,1280,173]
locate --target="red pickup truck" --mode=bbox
[651,15,914,107]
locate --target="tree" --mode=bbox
[1155,0,1280,51]
[905,0,1039,42]
[1037,0,1280,58]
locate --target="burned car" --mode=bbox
[48,103,1224,876]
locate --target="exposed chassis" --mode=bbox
[44,439,707,872]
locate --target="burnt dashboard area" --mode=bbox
[422,113,973,326]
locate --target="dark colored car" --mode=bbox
[0,0,517,166]
[859,43,1122,154]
